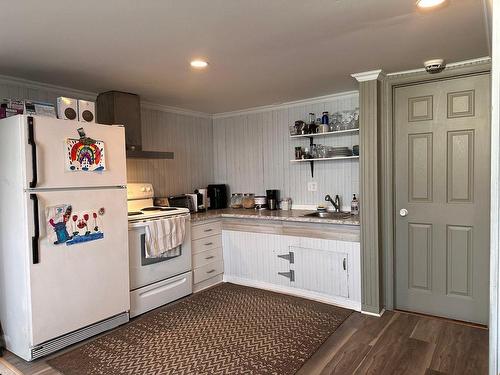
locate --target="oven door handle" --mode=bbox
[128,213,191,228]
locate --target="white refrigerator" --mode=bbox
[0,115,130,361]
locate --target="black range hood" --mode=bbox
[96,91,174,159]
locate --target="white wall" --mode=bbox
[490,0,499,373]
[212,93,360,208]
[0,75,214,197]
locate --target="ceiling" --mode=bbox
[0,0,490,114]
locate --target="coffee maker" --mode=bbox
[208,184,228,209]
[266,189,280,210]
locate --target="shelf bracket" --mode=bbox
[309,136,314,177]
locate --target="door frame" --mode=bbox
[378,58,492,312]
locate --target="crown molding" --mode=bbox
[212,90,359,119]
[0,74,97,100]
[386,57,491,78]
[141,101,211,119]
[351,70,385,82]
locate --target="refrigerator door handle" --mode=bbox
[30,193,40,264]
[28,116,38,188]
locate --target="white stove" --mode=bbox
[127,183,190,221]
[127,183,192,318]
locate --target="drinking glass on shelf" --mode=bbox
[316,144,326,158]
[329,112,341,132]
[310,144,318,159]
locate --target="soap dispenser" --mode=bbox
[351,194,359,215]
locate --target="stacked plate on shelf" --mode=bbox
[325,146,353,158]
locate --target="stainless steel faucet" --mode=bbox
[325,194,341,212]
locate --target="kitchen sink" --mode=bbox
[303,211,352,219]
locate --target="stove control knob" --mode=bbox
[146,187,152,192]
[141,187,146,192]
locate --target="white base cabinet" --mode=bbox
[191,220,224,293]
[222,230,361,311]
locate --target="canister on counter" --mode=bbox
[279,198,292,210]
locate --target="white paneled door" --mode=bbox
[394,73,490,324]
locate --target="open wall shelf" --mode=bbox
[290,128,359,177]
[290,156,359,162]
[290,128,359,139]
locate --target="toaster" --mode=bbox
[167,195,196,212]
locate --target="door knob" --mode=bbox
[399,208,409,217]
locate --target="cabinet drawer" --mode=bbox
[192,234,222,254]
[193,247,223,269]
[192,221,222,240]
[194,260,224,284]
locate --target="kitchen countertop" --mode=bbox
[190,208,360,226]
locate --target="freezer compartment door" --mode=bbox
[27,188,129,346]
[22,115,126,189]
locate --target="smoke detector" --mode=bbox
[424,59,446,74]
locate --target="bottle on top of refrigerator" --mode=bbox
[351,194,359,215]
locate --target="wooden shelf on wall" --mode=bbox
[290,128,359,139]
[290,156,359,163]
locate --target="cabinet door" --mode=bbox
[291,245,349,298]
[222,231,295,286]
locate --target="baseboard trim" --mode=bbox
[361,308,385,317]
[223,275,361,311]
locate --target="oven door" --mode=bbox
[128,214,192,290]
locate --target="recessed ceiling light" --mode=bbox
[416,0,447,9]
[190,59,209,69]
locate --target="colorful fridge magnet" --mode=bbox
[46,205,105,246]
[66,209,104,246]
[65,127,106,172]
[46,204,73,245]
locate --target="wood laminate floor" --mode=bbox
[0,310,488,375]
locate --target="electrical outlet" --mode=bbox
[307,181,318,192]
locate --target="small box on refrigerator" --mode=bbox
[57,97,78,120]
[78,100,95,123]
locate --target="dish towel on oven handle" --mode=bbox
[144,216,186,258]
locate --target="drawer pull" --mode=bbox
[206,269,216,274]
[205,255,215,260]
[204,228,213,232]
[204,242,214,246]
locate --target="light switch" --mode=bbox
[307,181,318,192]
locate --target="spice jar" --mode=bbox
[295,146,303,160]
[242,193,255,209]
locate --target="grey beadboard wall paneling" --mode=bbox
[127,108,214,196]
[0,76,96,103]
[212,93,360,206]
[0,75,214,197]
[352,70,384,315]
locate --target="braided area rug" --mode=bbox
[48,283,352,375]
